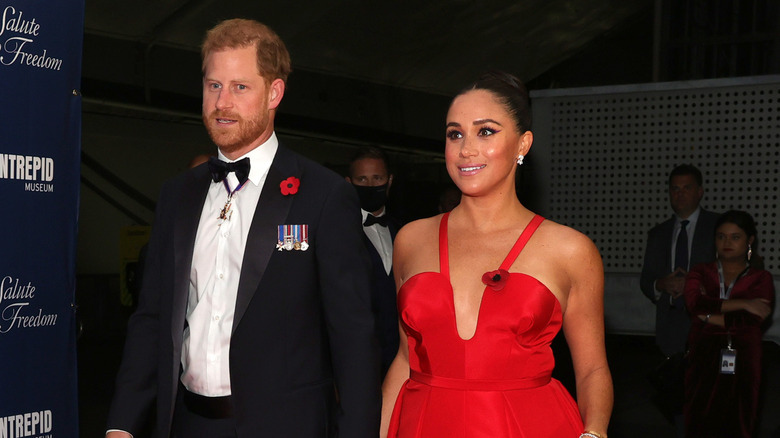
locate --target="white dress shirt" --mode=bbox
[361,208,393,275]
[181,133,278,396]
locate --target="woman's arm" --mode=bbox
[561,232,613,437]
[698,298,770,328]
[379,223,420,438]
[696,312,725,327]
[721,298,772,319]
[684,266,721,317]
[380,325,410,438]
[717,271,774,328]
[696,270,774,328]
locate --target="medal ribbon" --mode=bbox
[218,179,247,222]
[222,178,247,197]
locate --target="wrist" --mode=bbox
[580,432,606,438]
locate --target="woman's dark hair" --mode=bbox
[715,210,762,267]
[456,71,531,134]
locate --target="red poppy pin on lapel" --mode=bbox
[280,176,300,195]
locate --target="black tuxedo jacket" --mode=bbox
[640,208,719,356]
[362,215,401,374]
[107,145,381,437]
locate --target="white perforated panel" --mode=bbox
[531,77,780,273]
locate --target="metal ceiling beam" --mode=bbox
[143,0,217,103]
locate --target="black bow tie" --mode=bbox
[364,214,388,227]
[208,157,251,185]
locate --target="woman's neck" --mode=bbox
[453,195,530,232]
[719,259,748,285]
[719,258,748,271]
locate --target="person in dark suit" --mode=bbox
[106,19,381,438]
[640,163,719,435]
[345,147,400,375]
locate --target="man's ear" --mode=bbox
[387,174,393,190]
[268,78,285,110]
[345,176,352,184]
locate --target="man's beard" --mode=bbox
[203,109,269,156]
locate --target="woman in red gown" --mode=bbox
[380,71,613,438]
[684,210,775,437]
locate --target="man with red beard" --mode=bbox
[106,19,380,438]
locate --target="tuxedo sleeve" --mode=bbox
[105,180,173,434]
[314,179,382,437]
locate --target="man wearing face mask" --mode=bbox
[346,147,400,375]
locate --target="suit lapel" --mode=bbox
[172,168,212,348]
[660,217,676,272]
[388,218,399,240]
[232,147,299,333]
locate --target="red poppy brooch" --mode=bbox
[481,269,510,291]
[280,177,300,195]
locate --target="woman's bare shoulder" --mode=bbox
[534,218,603,303]
[394,215,443,284]
[396,215,442,247]
[537,217,599,258]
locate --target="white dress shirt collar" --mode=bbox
[361,207,386,222]
[674,207,701,229]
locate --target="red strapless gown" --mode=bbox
[388,213,584,438]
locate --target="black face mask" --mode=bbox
[352,183,389,212]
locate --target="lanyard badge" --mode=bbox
[715,262,747,375]
[720,333,737,374]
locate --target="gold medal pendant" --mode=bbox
[218,193,234,222]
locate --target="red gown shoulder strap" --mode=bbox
[439,212,450,277]
[499,215,545,270]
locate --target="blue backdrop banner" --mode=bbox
[0,1,84,437]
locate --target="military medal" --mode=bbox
[218,179,246,224]
[218,193,234,222]
[277,224,309,251]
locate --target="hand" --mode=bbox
[741,298,772,320]
[668,285,685,299]
[106,432,133,438]
[657,268,687,298]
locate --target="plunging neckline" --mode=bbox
[439,212,545,341]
